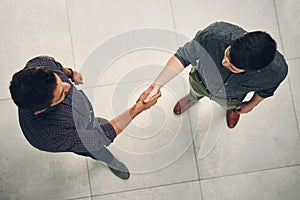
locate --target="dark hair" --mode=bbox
[229,31,277,70]
[9,67,57,112]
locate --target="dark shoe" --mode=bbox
[226,110,240,128]
[173,95,197,115]
[107,157,130,180]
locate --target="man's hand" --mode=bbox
[72,71,83,85]
[143,84,161,103]
[236,93,264,114]
[143,56,185,103]
[109,86,161,135]
[134,86,161,114]
[235,102,254,114]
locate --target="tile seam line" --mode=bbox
[200,163,300,181]
[85,159,93,199]
[66,195,92,200]
[286,75,300,138]
[187,106,204,199]
[80,78,156,89]
[169,0,179,46]
[65,0,77,69]
[273,0,300,138]
[287,57,300,61]
[0,98,11,101]
[90,179,199,198]
[272,0,285,53]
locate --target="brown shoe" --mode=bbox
[226,110,240,128]
[173,95,197,115]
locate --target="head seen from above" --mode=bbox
[9,67,71,114]
[222,31,277,73]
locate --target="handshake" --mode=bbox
[109,83,162,135]
[133,84,162,114]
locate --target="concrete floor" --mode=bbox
[1,0,300,199]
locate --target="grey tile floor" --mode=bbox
[1,0,300,200]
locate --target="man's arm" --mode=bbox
[236,92,264,114]
[63,68,83,85]
[144,56,184,102]
[110,86,161,135]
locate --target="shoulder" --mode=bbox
[25,56,55,67]
[194,21,246,43]
[24,56,64,72]
[203,21,245,33]
[268,51,288,80]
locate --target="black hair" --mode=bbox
[229,31,277,70]
[9,67,57,112]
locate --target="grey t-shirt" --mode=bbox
[175,21,288,100]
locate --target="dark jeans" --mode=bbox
[74,147,114,163]
[74,117,114,163]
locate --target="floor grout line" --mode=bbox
[200,163,300,181]
[185,88,204,199]
[66,195,92,200]
[169,0,179,47]
[65,0,77,70]
[287,57,300,61]
[0,98,11,101]
[85,159,93,200]
[79,78,155,89]
[287,76,300,139]
[190,127,205,200]
[91,179,199,198]
[273,0,300,138]
[272,0,285,54]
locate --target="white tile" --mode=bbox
[275,0,300,59]
[190,78,300,178]
[87,144,198,196]
[67,0,176,85]
[80,79,198,195]
[0,0,73,99]
[287,59,300,132]
[171,0,283,51]
[79,49,174,88]
[0,99,90,200]
[201,166,300,200]
[93,181,202,200]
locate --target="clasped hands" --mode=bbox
[133,84,161,113]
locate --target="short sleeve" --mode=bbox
[174,39,209,67]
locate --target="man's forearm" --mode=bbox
[153,55,185,88]
[109,106,141,135]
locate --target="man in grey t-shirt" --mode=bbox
[144,22,288,128]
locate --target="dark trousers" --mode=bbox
[74,147,114,163]
[74,117,115,163]
[189,66,242,110]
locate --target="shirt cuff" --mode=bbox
[100,122,117,143]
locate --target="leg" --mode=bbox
[74,147,114,163]
[173,91,201,115]
[173,67,207,115]
[212,97,243,129]
[75,148,130,179]
[75,117,130,179]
